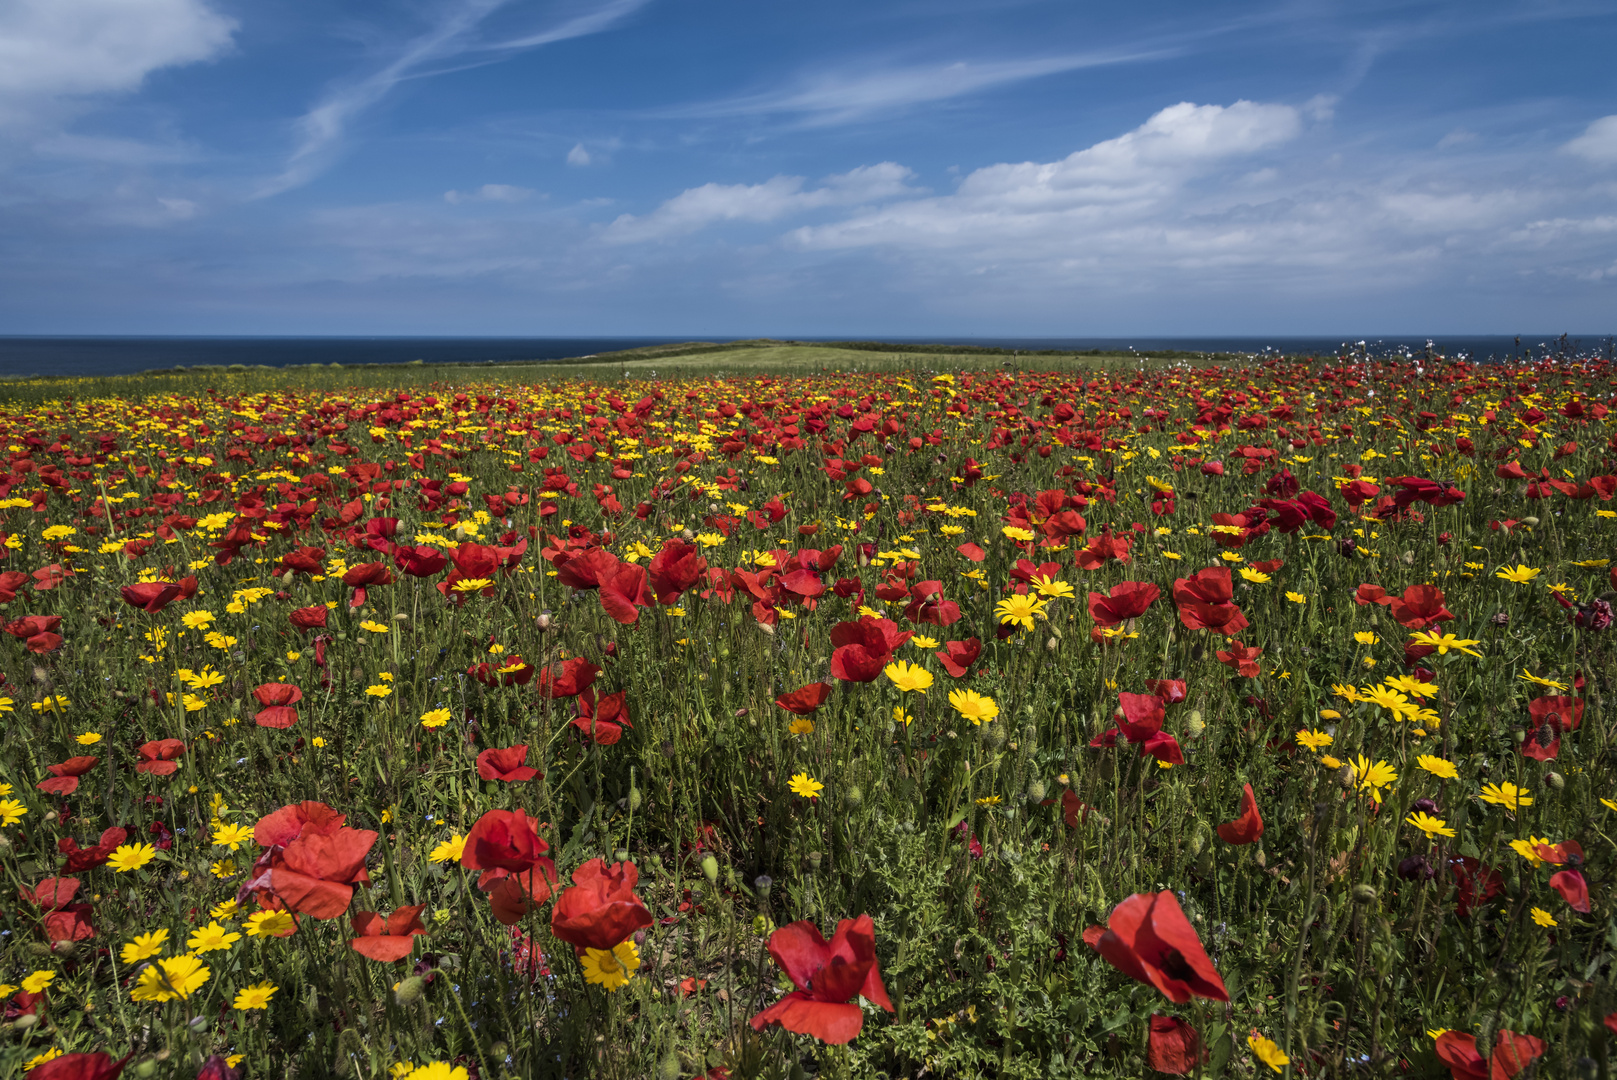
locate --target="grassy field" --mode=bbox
[0,352,1612,1080]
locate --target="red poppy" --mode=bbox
[38,755,98,795]
[956,542,986,562]
[475,745,540,783]
[460,808,555,888]
[1434,1029,1544,1080]
[1387,584,1454,630]
[1094,890,1228,1003]
[393,544,448,578]
[195,1055,242,1080]
[349,904,427,962]
[1449,856,1504,917]
[1088,581,1160,627]
[1116,693,1165,743]
[134,739,186,776]
[119,581,182,613]
[902,580,961,626]
[253,800,347,847]
[1075,533,1132,570]
[278,546,327,577]
[648,539,708,604]
[29,1052,131,1080]
[599,561,652,625]
[1147,679,1187,704]
[289,606,328,631]
[1171,567,1248,635]
[749,915,893,1044]
[267,826,378,918]
[550,858,654,951]
[20,875,81,910]
[58,827,128,873]
[934,637,982,678]
[1141,731,1184,765]
[775,683,832,715]
[467,655,535,687]
[1216,784,1263,844]
[1355,583,1389,606]
[1215,641,1262,678]
[572,689,632,745]
[537,657,601,698]
[1550,869,1590,913]
[252,682,303,729]
[1062,790,1092,828]
[1147,1014,1204,1075]
[341,561,395,607]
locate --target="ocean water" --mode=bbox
[0,334,1610,379]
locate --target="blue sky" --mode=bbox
[2,0,1616,336]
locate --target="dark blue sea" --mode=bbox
[0,334,1611,379]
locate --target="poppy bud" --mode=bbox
[394,976,427,1005]
[1186,711,1205,737]
[1546,771,1564,790]
[535,612,553,631]
[1046,636,1058,651]
[132,1059,158,1078]
[628,786,642,812]
[983,723,1007,749]
[51,940,79,960]
[658,1052,682,1080]
[14,1014,38,1031]
[1026,779,1046,803]
[843,785,863,809]
[1187,831,1205,857]
[1352,884,1377,904]
[1522,516,1540,527]
[43,810,58,824]
[701,854,719,885]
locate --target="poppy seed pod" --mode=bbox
[394,976,426,1005]
[1352,884,1377,904]
[701,854,719,885]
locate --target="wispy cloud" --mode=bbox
[656,48,1178,127]
[256,0,651,198]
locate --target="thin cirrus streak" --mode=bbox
[254,0,652,199]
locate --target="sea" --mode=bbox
[0,334,1611,380]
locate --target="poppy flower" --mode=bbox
[1215,641,1262,678]
[1062,790,1092,828]
[20,875,81,910]
[393,544,448,578]
[550,858,654,952]
[267,826,378,918]
[253,800,347,848]
[934,638,982,678]
[252,682,303,729]
[1449,856,1504,918]
[341,561,395,608]
[119,581,182,612]
[598,561,652,625]
[1216,784,1263,845]
[58,827,128,873]
[38,755,98,795]
[1141,731,1184,765]
[749,915,893,1044]
[278,546,327,577]
[28,1052,131,1080]
[135,739,186,776]
[1171,568,1248,635]
[537,657,601,699]
[288,606,328,631]
[1147,1014,1204,1075]
[475,745,540,783]
[460,808,556,889]
[956,542,986,562]
[350,903,427,962]
[775,683,832,715]
[1094,890,1228,1003]
[648,539,708,604]
[1088,581,1160,628]
[1147,679,1187,704]
[1075,533,1132,570]
[1550,869,1590,913]
[1387,585,1454,630]
[1355,583,1390,606]
[0,570,30,603]
[572,689,632,745]
[5,615,63,654]
[195,1056,242,1080]
[902,580,961,626]
[554,547,620,590]
[1434,1029,1544,1080]
[1116,693,1165,743]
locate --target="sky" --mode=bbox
[2,0,1616,337]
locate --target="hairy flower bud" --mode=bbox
[1352,884,1377,905]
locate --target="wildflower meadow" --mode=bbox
[1,351,1615,1079]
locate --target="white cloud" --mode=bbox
[787,100,1300,252]
[0,0,234,123]
[567,143,592,166]
[1564,115,1617,163]
[444,183,536,204]
[257,0,650,198]
[602,162,919,243]
[657,49,1175,127]
[1436,128,1476,150]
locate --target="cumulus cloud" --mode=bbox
[444,183,536,204]
[567,143,592,166]
[789,100,1300,252]
[1564,115,1617,163]
[0,0,234,125]
[602,162,920,243]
